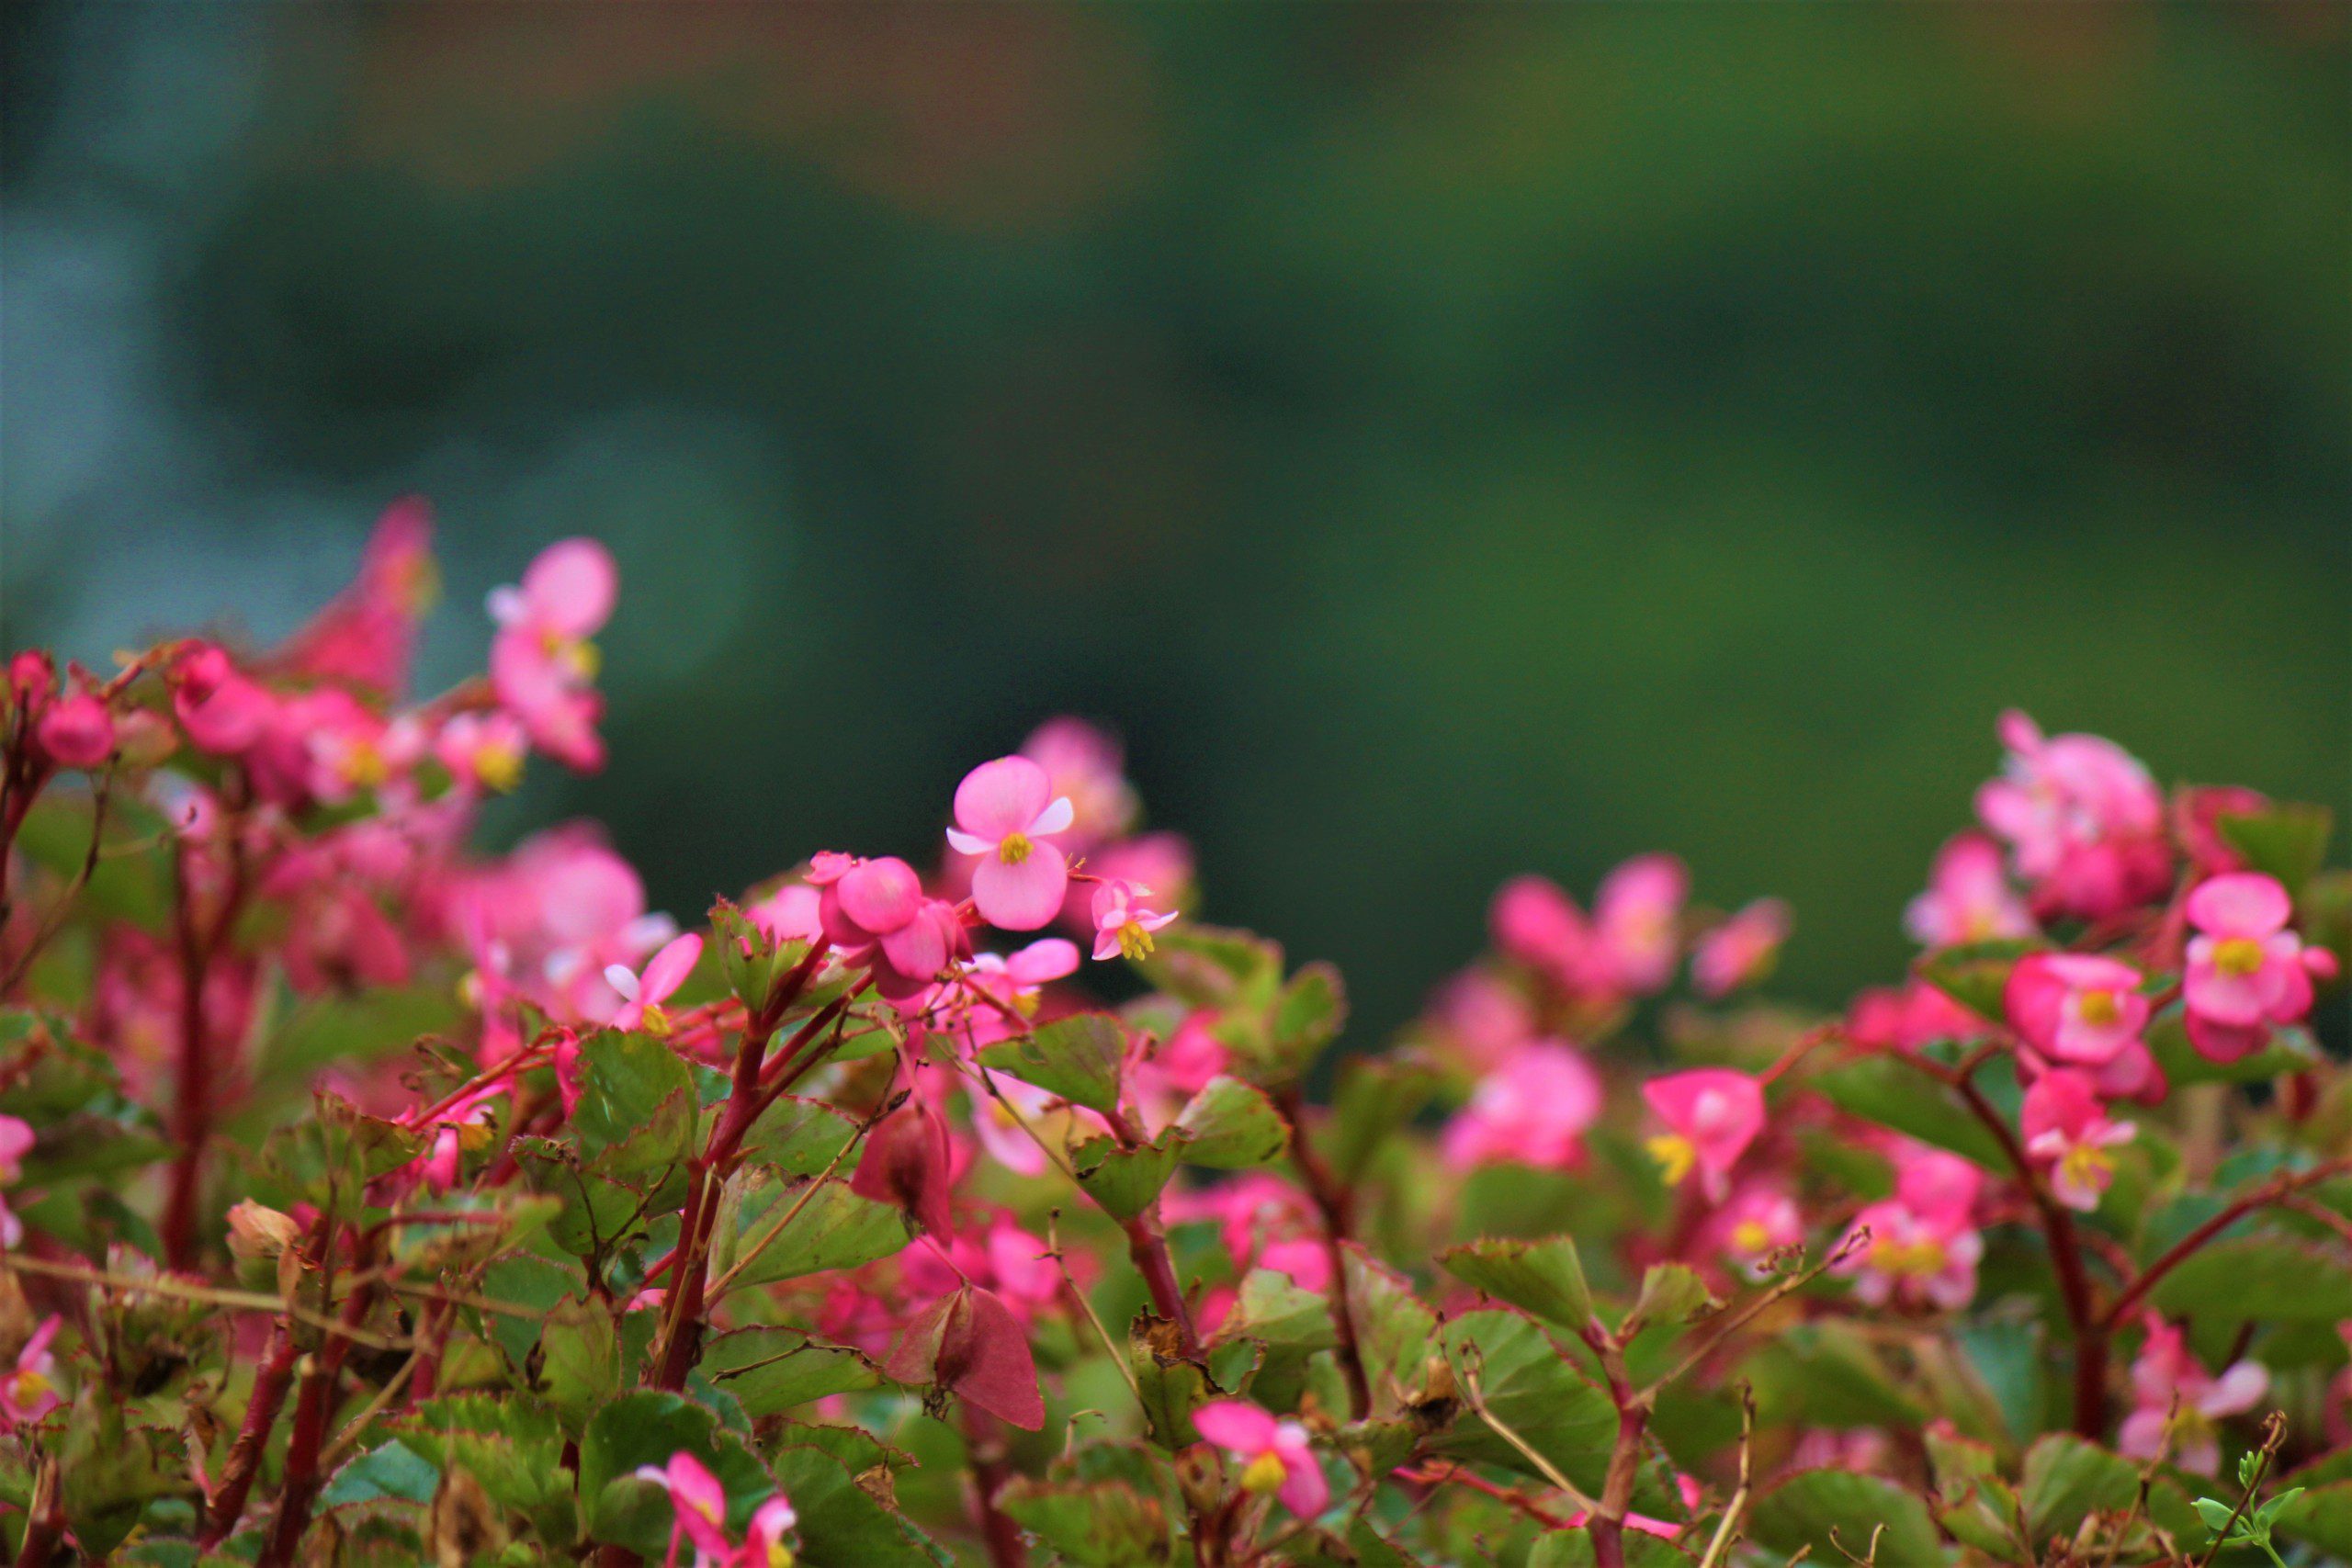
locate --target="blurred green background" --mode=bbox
[4,3,2346,1043]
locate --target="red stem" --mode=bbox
[1272,1087,1371,1417]
[964,1410,1031,1568]
[198,1316,301,1548]
[161,822,252,1270]
[256,1236,378,1567]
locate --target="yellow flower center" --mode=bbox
[640,1003,673,1037]
[392,556,441,615]
[1871,1237,1948,1278]
[10,1370,49,1407]
[767,1546,795,1568]
[340,738,388,788]
[1645,1134,1696,1188]
[998,831,1033,865]
[2212,937,2266,978]
[2076,989,2122,1028]
[1239,1450,1287,1495]
[1116,920,1158,961]
[2060,1143,2113,1195]
[542,630,600,681]
[474,739,524,793]
[1730,1219,1771,1254]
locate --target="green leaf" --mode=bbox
[2273,1481,2352,1555]
[1172,1076,1291,1168]
[321,1439,441,1507]
[2018,1435,2138,1544]
[978,1012,1127,1115]
[1811,1055,2006,1169]
[1130,1314,1220,1450]
[767,1442,950,1567]
[1343,1245,1442,1418]
[1211,1269,1339,1355]
[573,1031,697,1176]
[701,1325,885,1416]
[253,985,460,1100]
[1000,1476,1173,1567]
[1915,939,2042,1022]
[2219,804,2334,897]
[1322,1053,1440,1185]
[538,1298,622,1431]
[249,1090,425,1212]
[1434,1309,1618,1494]
[1269,964,1346,1066]
[1072,1133,1183,1223]
[2148,1236,2352,1322]
[517,1139,650,1258]
[1748,1471,1943,1566]
[475,1255,582,1371]
[1438,1235,1594,1329]
[1135,925,1283,1010]
[724,1178,913,1288]
[1625,1264,1718,1335]
[2146,1010,2317,1087]
[739,1093,860,1177]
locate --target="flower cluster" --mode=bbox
[0,508,2343,1568]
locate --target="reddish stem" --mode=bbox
[198,1316,301,1548]
[1272,1086,1371,1417]
[256,1236,378,1567]
[964,1410,1031,1568]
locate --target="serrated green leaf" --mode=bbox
[1811,1055,2006,1169]
[573,1031,696,1175]
[702,1325,884,1416]
[1435,1309,1617,1494]
[1172,1076,1291,1168]
[739,1093,860,1177]
[725,1177,912,1288]
[1748,1471,1942,1566]
[1439,1235,1594,1329]
[979,1012,1127,1115]
[1071,1133,1183,1223]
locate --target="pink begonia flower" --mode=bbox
[982,1220,1064,1314]
[172,643,276,755]
[811,854,923,947]
[1642,1068,1764,1201]
[605,933,703,1034]
[1193,1399,1329,1518]
[2181,872,2332,1063]
[1135,1010,1229,1098]
[2004,953,2149,1067]
[950,940,1081,1051]
[1975,710,2171,921]
[1905,832,2034,948]
[489,537,616,773]
[34,689,114,770]
[1441,1041,1603,1171]
[741,1495,799,1568]
[634,1450,734,1565]
[0,1316,62,1430]
[2174,785,2271,878]
[434,710,527,795]
[1091,879,1177,962]
[2020,1068,2135,1213]
[1847,980,1989,1054]
[1019,717,1137,851]
[274,495,436,697]
[947,757,1076,931]
[1591,853,1689,994]
[1708,1183,1804,1280]
[747,884,824,946]
[1426,969,1538,1074]
[1069,829,1195,931]
[2119,1315,2267,1474]
[1488,856,1687,999]
[1691,899,1790,998]
[0,1117,34,1187]
[1835,1149,1984,1311]
[451,824,674,1024]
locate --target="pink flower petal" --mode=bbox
[973,843,1069,931]
[1192,1399,1278,1452]
[2186,872,2291,939]
[521,538,618,637]
[954,757,1052,841]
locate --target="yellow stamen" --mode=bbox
[2212,937,2266,978]
[767,1547,795,1568]
[9,1371,49,1407]
[1239,1450,1287,1495]
[1871,1237,1948,1278]
[341,738,388,789]
[2060,1144,2112,1195]
[474,739,524,794]
[2076,989,2122,1027]
[641,1003,673,1038]
[998,831,1033,866]
[1116,920,1157,962]
[1645,1134,1696,1188]
[1730,1219,1770,1254]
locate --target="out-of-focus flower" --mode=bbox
[2021,1068,2134,1212]
[1975,710,2170,920]
[1905,832,2033,947]
[1193,1399,1328,1518]
[2118,1315,2267,1473]
[489,537,616,772]
[1441,1041,1602,1171]
[2005,953,2148,1066]
[1691,898,1790,998]
[1642,1068,1764,1201]
[605,933,703,1034]
[0,1316,62,1429]
[2182,872,2333,1063]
